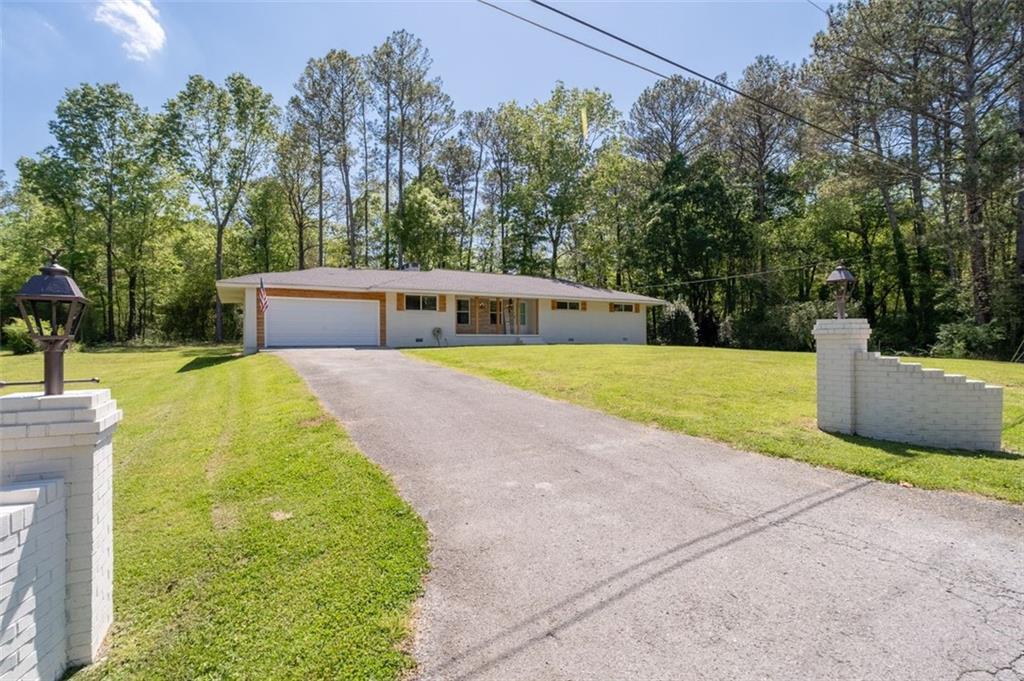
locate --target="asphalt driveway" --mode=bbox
[279,348,1024,681]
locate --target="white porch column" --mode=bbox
[811,318,871,434]
[243,286,258,355]
[0,389,122,667]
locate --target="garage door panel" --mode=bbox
[265,297,379,347]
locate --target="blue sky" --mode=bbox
[2,1,827,180]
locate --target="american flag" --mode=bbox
[257,277,269,313]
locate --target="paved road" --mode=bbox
[279,349,1024,681]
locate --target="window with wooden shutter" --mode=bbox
[405,294,437,311]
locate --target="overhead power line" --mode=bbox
[475,0,670,82]
[634,259,843,291]
[478,0,946,189]
[526,0,916,170]
[804,0,832,19]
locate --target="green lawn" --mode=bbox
[1,347,428,679]
[406,345,1024,503]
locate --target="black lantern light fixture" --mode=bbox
[825,263,856,320]
[14,250,89,395]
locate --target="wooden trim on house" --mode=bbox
[438,294,447,312]
[581,301,587,312]
[396,293,405,311]
[256,288,387,349]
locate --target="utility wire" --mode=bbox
[476,0,670,82]
[804,0,832,19]
[634,260,839,291]
[482,0,946,189]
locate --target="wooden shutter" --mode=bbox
[438,295,446,312]
[634,304,642,314]
[581,301,587,311]
[397,293,405,311]
[551,299,557,311]
[609,302,615,313]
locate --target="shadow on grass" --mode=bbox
[81,343,243,355]
[834,432,1023,461]
[177,352,244,373]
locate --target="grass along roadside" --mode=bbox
[406,345,1024,503]
[1,347,428,679]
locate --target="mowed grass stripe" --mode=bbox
[407,345,1024,503]
[1,347,428,679]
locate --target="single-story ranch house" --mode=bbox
[216,267,665,353]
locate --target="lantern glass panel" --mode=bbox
[68,301,85,337]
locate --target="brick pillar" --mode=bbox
[0,389,122,666]
[811,319,872,434]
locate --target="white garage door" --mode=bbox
[265,297,379,347]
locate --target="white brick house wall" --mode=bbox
[0,480,66,681]
[812,319,1003,451]
[0,389,122,678]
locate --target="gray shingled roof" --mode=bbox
[217,268,664,304]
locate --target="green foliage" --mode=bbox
[931,321,1007,360]
[654,300,697,346]
[641,154,750,343]
[164,73,279,341]
[1,318,37,355]
[4,15,1022,357]
[729,301,845,352]
[393,167,460,268]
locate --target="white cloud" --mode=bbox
[93,0,166,61]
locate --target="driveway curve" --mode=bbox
[279,348,1023,681]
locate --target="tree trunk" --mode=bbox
[361,100,372,268]
[140,270,147,341]
[397,113,406,269]
[936,116,958,281]
[126,271,138,341]
[315,135,323,266]
[1016,61,1024,315]
[342,163,356,267]
[963,117,991,324]
[615,216,623,289]
[467,139,484,270]
[105,213,115,343]
[215,225,224,342]
[857,212,877,326]
[872,125,916,335]
[960,8,992,324]
[383,94,392,269]
[550,231,560,278]
[908,108,934,333]
[264,222,271,273]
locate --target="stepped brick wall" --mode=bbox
[812,319,1003,452]
[853,352,1003,451]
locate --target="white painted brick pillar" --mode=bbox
[811,318,872,434]
[0,389,122,668]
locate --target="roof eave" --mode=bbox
[217,279,663,305]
